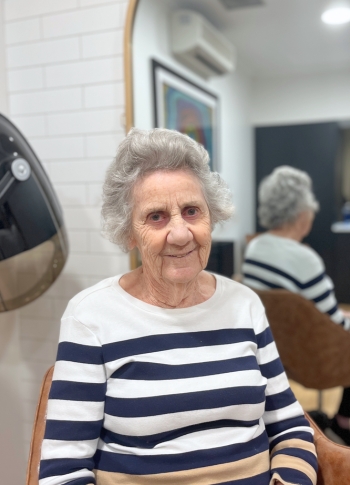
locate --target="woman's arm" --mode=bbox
[39,315,106,485]
[299,256,350,330]
[256,313,317,485]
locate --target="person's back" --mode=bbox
[243,232,348,329]
[243,165,350,446]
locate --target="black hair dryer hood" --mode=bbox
[0,113,68,311]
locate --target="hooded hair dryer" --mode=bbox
[0,113,68,311]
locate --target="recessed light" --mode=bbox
[321,7,350,24]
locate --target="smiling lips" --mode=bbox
[165,248,195,258]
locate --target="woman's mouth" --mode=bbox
[166,248,195,258]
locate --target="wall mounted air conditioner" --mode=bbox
[171,10,236,79]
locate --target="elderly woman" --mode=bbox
[243,165,350,445]
[39,130,316,485]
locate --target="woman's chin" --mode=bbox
[161,264,202,285]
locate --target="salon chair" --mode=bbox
[27,364,350,485]
[254,289,350,390]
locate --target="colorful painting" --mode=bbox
[152,60,218,171]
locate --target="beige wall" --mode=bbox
[251,70,350,126]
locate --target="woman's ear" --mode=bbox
[128,238,136,251]
[299,210,314,238]
[128,230,137,251]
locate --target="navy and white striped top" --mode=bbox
[39,273,317,485]
[243,233,349,330]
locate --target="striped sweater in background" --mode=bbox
[39,274,317,485]
[243,233,350,330]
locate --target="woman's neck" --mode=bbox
[120,266,216,309]
[268,211,314,242]
[268,226,303,242]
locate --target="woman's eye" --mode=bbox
[183,207,198,217]
[148,212,165,222]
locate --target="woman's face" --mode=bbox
[130,170,212,285]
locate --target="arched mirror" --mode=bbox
[124,0,350,280]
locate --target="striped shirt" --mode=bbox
[39,273,317,485]
[243,233,350,330]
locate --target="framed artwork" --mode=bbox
[152,59,219,171]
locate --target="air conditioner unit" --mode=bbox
[171,10,236,79]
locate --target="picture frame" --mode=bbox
[152,59,219,171]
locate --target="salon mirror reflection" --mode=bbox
[125,0,350,432]
[127,0,350,297]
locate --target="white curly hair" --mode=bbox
[101,128,234,251]
[258,165,319,229]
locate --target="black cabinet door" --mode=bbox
[334,234,350,303]
[255,122,340,292]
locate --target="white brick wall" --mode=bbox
[2,1,130,480]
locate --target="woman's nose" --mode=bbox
[167,222,193,246]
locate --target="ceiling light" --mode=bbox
[321,7,350,24]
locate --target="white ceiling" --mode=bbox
[171,0,350,79]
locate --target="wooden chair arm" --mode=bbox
[26,366,54,485]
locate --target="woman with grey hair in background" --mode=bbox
[243,165,350,445]
[39,130,316,485]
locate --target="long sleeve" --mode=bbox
[300,271,350,330]
[256,313,317,485]
[39,315,106,485]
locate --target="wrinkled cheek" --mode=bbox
[138,242,163,272]
[199,240,211,268]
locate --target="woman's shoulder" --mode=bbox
[293,242,325,272]
[214,273,265,310]
[63,275,121,318]
[246,233,324,272]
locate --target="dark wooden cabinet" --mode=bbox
[207,241,234,278]
[333,233,350,303]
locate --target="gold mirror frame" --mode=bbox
[124,0,139,134]
[124,0,139,270]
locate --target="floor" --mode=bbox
[289,380,342,417]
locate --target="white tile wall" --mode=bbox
[89,231,124,254]
[2,1,130,481]
[82,30,123,58]
[64,253,129,276]
[9,87,83,114]
[5,18,41,45]
[45,56,123,87]
[4,0,79,21]
[50,159,112,182]
[79,0,124,6]
[66,230,89,252]
[86,132,124,157]
[30,136,85,160]
[11,114,47,137]
[7,67,44,92]
[64,207,101,230]
[87,182,103,205]
[42,4,123,38]
[84,81,124,108]
[54,183,88,206]
[47,107,123,135]
[7,37,80,68]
